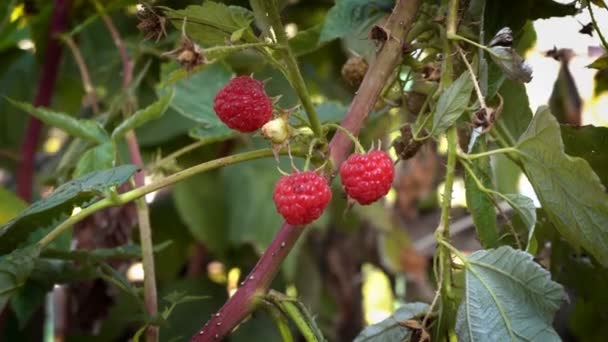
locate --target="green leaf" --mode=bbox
[0,246,39,311]
[561,125,608,188]
[73,142,115,178]
[5,97,109,144]
[265,290,326,342]
[494,79,533,142]
[42,241,172,262]
[516,107,608,266]
[159,63,233,126]
[173,172,228,255]
[354,302,429,342]
[289,24,324,56]
[465,138,499,248]
[222,142,299,250]
[10,280,48,327]
[488,28,533,83]
[503,194,536,251]
[112,90,174,141]
[0,187,26,225]
[189,124,239,144]
[455,246,566,342]
[319,0,393,43]
[164,3,255,45]
[431,72,474,137]
[0,165,138,253]
[587,54,608,70]
[315,101,347,123]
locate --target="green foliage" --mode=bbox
[1,0,606,340]
[265,290,326,342]
[354,302,429,342]
[164,2,255,45]
[455,246,566,342]
[465,138,499,248]
[320,0,393,43]
[5,97,109,144]
[73,142,115,178]
[0,246,39,311]
[516,107,608,266]
[431,72,474,137]
[0,165,137,253]
[503,194,536,250]
[158,62,233,126]
[561,124,608,188]
[173,172,228,255]
[111,89,174,141]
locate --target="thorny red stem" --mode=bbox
[16,0,71,201]
[190,0,422,340]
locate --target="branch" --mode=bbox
[97,4,155,340]
[16,0,71,201]
[191,0,422,340]
[329,0,421,167]
[262,1,324,140]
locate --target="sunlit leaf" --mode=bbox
[0,187,26,225]
[517,107,608,266]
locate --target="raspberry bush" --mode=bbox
[1,1,607,342]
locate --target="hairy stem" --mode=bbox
[329,0,421,167]
[97,3,154,338]
[588,3,608,50]
[37,148,305,249]
[16,0,71,201]
[435,0,459,338]
[261,1,324,140]
[191,0,422,341]
[459,147,519,160]
[61,35,100,114]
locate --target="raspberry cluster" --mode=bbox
[213,76,273,132]
[272,171,332,225]
[339,150,394,205]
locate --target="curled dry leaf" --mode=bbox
[488,27,533,83]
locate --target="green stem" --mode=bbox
[460,160,523,249]
[262,302,294,342]
[439,127,457,240]
[37,148,304,250]
[261,1,324,140]
[458,147,519,160]
[325,123,365,153]
[588,3,608,50]
[147,139,207,172]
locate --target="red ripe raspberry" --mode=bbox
[273,171,332,225]
[213,76,273,132]
[339,150,394,205]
